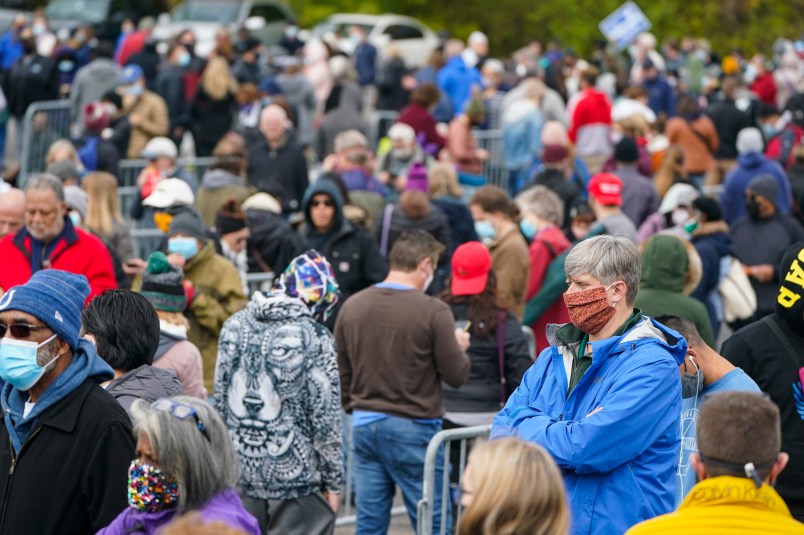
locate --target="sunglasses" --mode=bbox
[0,323,51,339]
[152,398,210,442]
[311,199,334,208]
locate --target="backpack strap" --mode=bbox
[761,315,804,369]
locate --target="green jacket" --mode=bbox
[635,234,715,346]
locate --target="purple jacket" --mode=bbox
[96,489,260,534]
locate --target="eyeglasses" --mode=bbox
[0,323,51,339]
[152,398,210,442]
[311,199,334,208]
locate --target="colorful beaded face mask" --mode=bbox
[127,459,180,512]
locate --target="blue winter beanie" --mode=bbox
[0,270,90,350]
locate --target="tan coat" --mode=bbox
[489,226,531,320]
[125,90,169,159]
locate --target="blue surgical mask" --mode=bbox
[178,52,191,68]
[474,220,497,241]
[125,84,143,97]
[520,218,536,240]
[168,237,199,259]
[762,124,778,139]
[69,211,82,227]
[0,334,59,391]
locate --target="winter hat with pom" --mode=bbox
[139,252,187,312]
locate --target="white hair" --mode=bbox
[564,235,642,305]
[387,123,416,143]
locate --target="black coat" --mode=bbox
[246,208,305,275]
[706,99,753,159]
[155,65,187,133]
[443,302,532,412]
[190,87,237,153]
[7,54,58,118]
[523,168,582,227]
[721,314,804,519]
[0,379,135,534]
[316,220,387,300]
[246,134,309,213]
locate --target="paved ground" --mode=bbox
[334,491,414,535]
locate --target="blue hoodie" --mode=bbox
[721,151,792,223]
[492,317,686,535]
[1,339,114,453]
[437,56,482,115]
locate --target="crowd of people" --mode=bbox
[0,7,802,535]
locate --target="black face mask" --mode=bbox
[21,40,35,55]
[746,199,761,220]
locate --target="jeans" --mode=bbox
[353,416,449,535]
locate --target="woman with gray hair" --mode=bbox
[97,396,260,534]
[515,185,572,353]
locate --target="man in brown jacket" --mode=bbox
[120,64,169,159]
[335,230,470,535]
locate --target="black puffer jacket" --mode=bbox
[247,133,309,213]
[246,208,305,275]
[442,302,532,413]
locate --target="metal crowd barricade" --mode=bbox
[369,110,400,150]
[245,272,275,295]
[19,99,73,186]
[472,129,507,191]
[130,228,165,259]
[417,425,492,535]
[521,325,537,360]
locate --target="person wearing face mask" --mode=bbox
[155,43,190,146]
[0,270,135,534]
[651,316,759,507]
[637,183,699,244]
[635,234,715,347]
[335,230,470,535]
[0,174,117,302]
[721,242,804,521]
[7,26,58,157]
[730,175,804,324]
[279,22,305,55]
[492,235,688,535]
[470,186,530,319]
[120,63,169,159]
[135,210,245,394]
[721,127,792,224]
[586,172,639,243]
[97,396,259,534]
[516,185,571,353]
[376,123,428,193]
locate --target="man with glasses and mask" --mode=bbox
[0,174,117,302]
[0,270,134,534]
[492,235,687,535]
[654,315,759,507]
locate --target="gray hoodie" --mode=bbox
[106,365,184,412]
[70,58,122,124]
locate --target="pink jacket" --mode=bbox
[153,334,207,399]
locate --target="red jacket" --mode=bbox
[525,225,571,354]
[750,72,777,106]
[0,221,117,303]
[397,103,446,152]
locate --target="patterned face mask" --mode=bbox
[127,459,180,513]
[563,283,617,335]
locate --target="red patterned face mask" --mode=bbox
[563,284,616,335]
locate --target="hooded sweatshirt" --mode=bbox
[636,234,715,346]
[105,364,184,412]
[568,88,612,156]
[721,151,792,223]
[213,291,342,500]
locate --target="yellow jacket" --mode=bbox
[626,476,804,535]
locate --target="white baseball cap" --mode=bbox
[143,178,195,208]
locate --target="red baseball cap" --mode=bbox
[588,173,623,206]
[451,241,492,296]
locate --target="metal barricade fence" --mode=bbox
[472,129,507,191]
[521,325,537,360]
[417,425,492,535]
[130,228,166,259]
[245,272,275,295]
[19,99,73,186]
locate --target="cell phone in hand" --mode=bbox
[455,320,472,332]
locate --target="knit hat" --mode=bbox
[140,252,187,312]
[168,210,206,241]
[775,242,804,332]
[215,198,247,235]
[404,162,429,193]
[64,185,88,220]
[736,127,764,155]
[614,137,639,163]
[541,121,569,146]
[0,270,89,350]
[542,144,570,164]
[588,173,623,206]
[273,250,340,322]
[747,175,779,204]
[451,241,492,296]
[82,102,110,133]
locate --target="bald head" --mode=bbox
[0,188,25,238]
[259,105,288,145]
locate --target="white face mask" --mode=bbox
[671,209,690,227]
